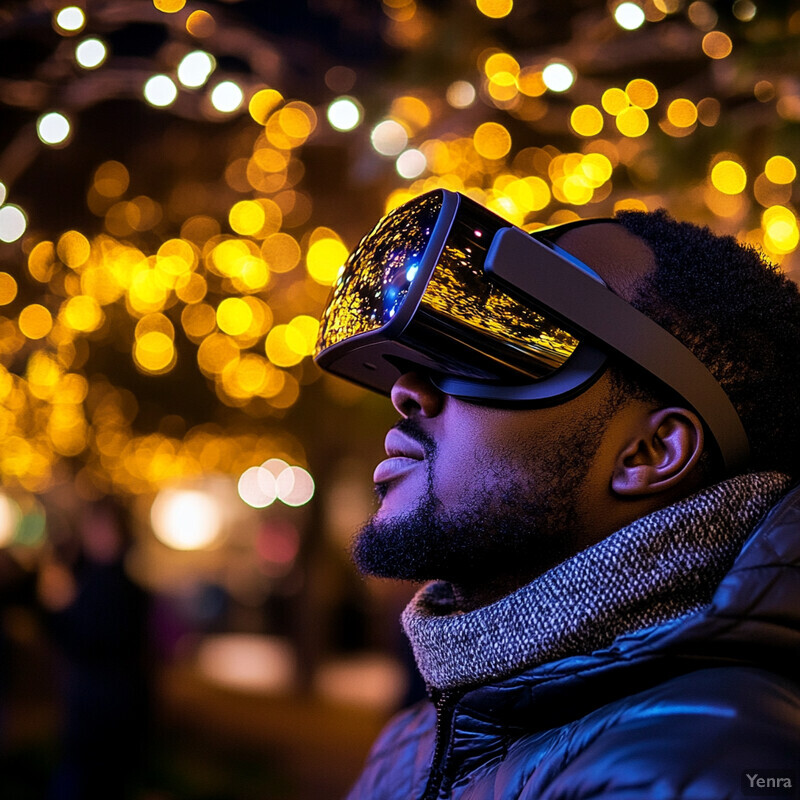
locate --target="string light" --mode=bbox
[144,75,178,107]
[75,38,107,69]
[54,6,86,33]
[614,2,646,30]
[177,51,216,88]
[327,97,363,131]
[0,0,797,500]
[36,112,71,145]
[542,62,574,92]
[210,81,244,113]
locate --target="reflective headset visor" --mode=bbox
[314,189,749,472]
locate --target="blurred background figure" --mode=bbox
[37,496,150,800]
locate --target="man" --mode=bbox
[315,192,800,799]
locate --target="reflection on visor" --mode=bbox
[420,210,579,376]
[316,189,581,385]
[317,192,442,349]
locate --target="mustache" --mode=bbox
[393,417,437,459]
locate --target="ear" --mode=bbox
[611,407,705,497]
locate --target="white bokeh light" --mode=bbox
[238,459,314,508]
[37,112,71,145]
[55,6,85,33]
[396,148,427,179]
[370,119,408,156]
[276,466,315,507]
[0,182,6,206]
[177,50,216,88]
[542,62,575,92]
[0,205,28,243]
[144,75,178,107]
[75,37,107,69]
[210,81,244,113]
[0,494,20,548]
[446,80,476,109]
[150,488,223,550]
[327,97,362,131]
[238,466,277,509]
[614,2,646,30]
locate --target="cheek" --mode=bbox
[432,434,503,506]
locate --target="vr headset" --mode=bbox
[314,189,749,473]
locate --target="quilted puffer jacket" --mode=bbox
[346,483,800,800]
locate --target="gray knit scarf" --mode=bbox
[402,471,791,691]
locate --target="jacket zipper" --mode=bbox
[420,688,460,800]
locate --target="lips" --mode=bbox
[373,427,426,484]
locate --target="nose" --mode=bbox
[390,372,445,419]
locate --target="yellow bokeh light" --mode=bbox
[390,96,431,132]
[186,10,216,37]
[135,312,174,340]
[476,0,513,17]
[157,238,196,275]
[614,198,648,212]
[27,352,61,399]
[570,105,604,137]
[129,268,168,313]
[175,272,207,304]
[765,156,797,185]
[57,230,91,269]
[626,79,658,109]
[561,175,593,205]
[763,205,795,227]
[257,198,283,235]
[517,68,546,97]
[306,237,349,285]
[0,273,18,305]
[229,200,266,236]
[763,207,799,254]
[279,106,314,141]
[63,295,104,332]
[181,303,217,340]
[265,325,304,368]
[487,74,518,102]
[228,354,270,396]
[197,333,240,375]
[711,159,747,194]
[473,122,512,160]
[697,97,720,126]
[484,52,520,79]
[580,153,613,185]
[286,315,319,357]
[134,331,175,373]
[28,241,59,283]
[211,239,257,278]
[93,161,129,198]
[153,0,186,12]
[754,174,792,208]
[19,304,53,340]
[59,373,88,404]
[667,98,698,127]
[216,298,254,336]
[702,30,733,59]
[249,89,284,125]
[601,88,629,116]
[616,106,649,137]
[236,257,270,291]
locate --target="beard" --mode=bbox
[351,414,603,588]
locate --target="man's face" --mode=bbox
[352,371,619,593]
[350,222,658,596]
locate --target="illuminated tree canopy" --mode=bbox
[0,0,798,498]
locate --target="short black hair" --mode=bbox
[613,208,800,478]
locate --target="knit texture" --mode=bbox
[402,471,791,690]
